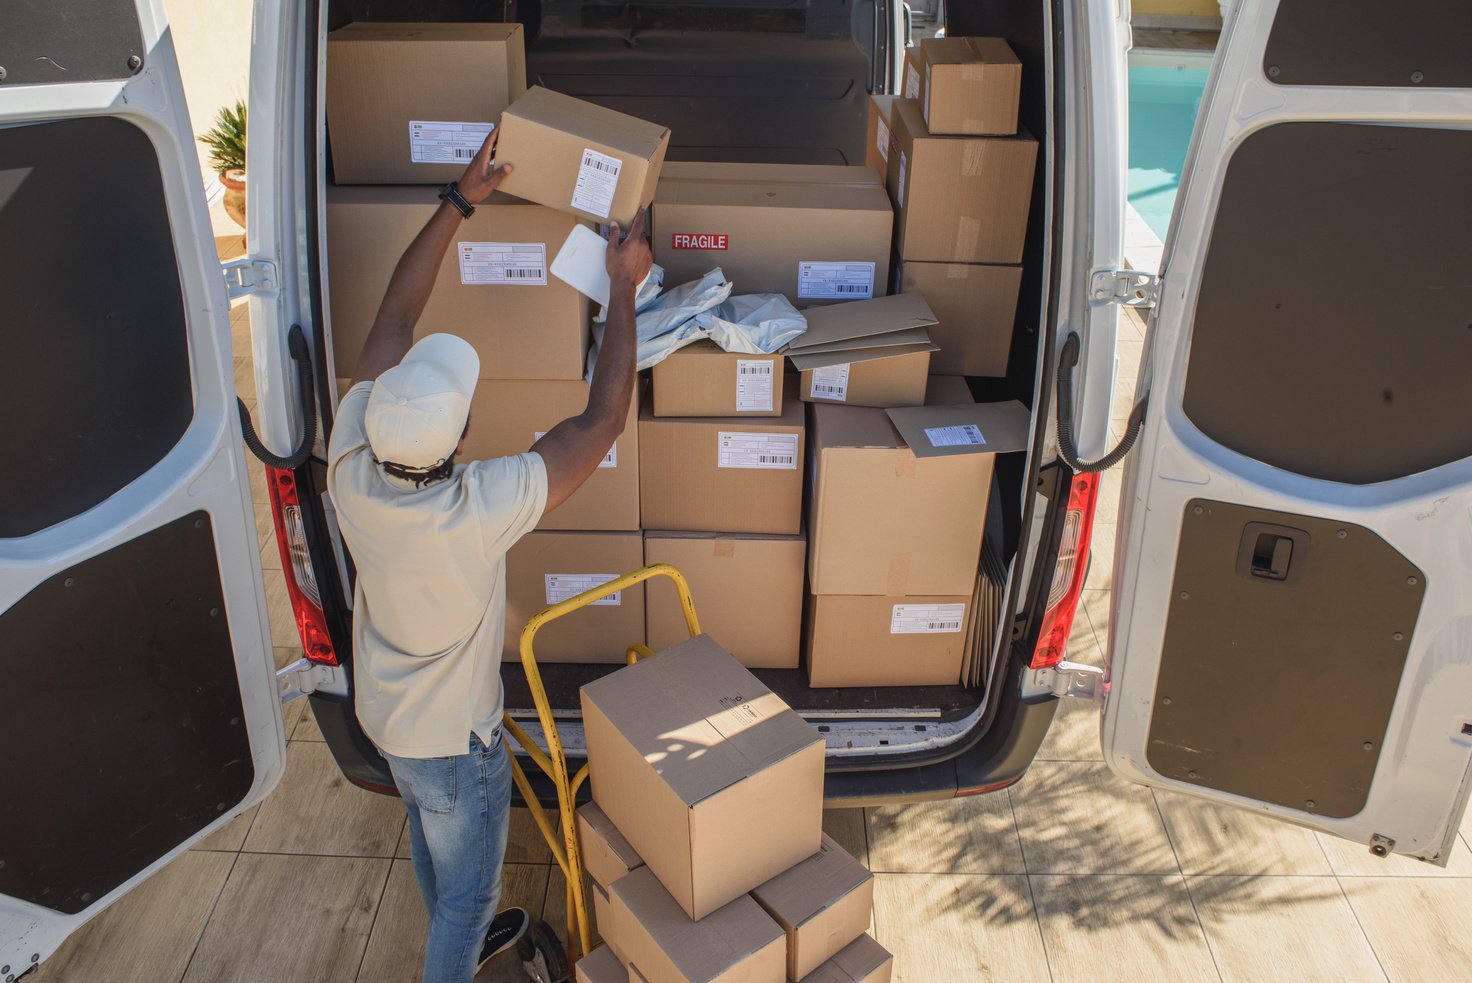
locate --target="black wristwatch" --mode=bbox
[437,181,475,219]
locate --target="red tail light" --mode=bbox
[266,466,338,666]
[955,777,1021,797]
[1029,471,1100,669]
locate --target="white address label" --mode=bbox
[735,360,774,412]
[925,424,986,448]
[923,63,933,123]
[896,151,907,208]
[904,63,921,99]
[536,432,616,468]
[797,261,875,300]
[545,573,620,606]
[459,242,547,286]
[717,432,798,470]
[571,147,622,219]
[808,363,850,402]
[891,603,966,635]
[409,120,494,164]
[875,115,891,163]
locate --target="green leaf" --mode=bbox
[199,99,247,173]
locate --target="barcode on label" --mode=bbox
[797,261,875,300]
[717,431,799,470]
[409,120,495,165]
[891,603,966,635]
[459,242,548,286]
[814,385,843,394]
[925,424,986,448]
[454,148,475,159]
[571,147,623,219]
[808,363,850,402]
[735,359,774,412]
[545,574,620,606]
[582,153,617,173]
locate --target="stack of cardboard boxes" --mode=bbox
[573,636,893,982]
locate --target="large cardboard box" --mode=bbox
[799,352,931,408]
[887,99,1037,264]
[582,635,825,919]
[504,531,645,662]
[750,834,875,980]
[326,23,527,185]
[652,341,785,417]
[643,531,805,669]
[462,380,638,530]
[327,188,588,381]
[864,95,899,178]
[638,393,805,535]
[806,593,973,687]
[495,86,671,227]
[896,262,1022,377]
[578,802,645,890]
[652,162,893,306]
[919,37,1022,136]
[797,935,894,983]
[785,293,937,408]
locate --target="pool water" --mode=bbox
[1127,51,1212,241]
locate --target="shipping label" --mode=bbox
[735,359,775,412]
[458,242,547,286]
[408,120,495,164]
[571,147,623,219]
[808,363,850,402]
[925,424,986,448]
[923,64,933,123]
[875,116,891,163]
[717,432,798,470]
[797,261,875,300]
[904,63,921,99]
[670,232,729,250]
[890,603,966,634]
[545,573,621,606]
[537,432,616,468]
[897,151,907,207]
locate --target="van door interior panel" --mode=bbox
[1264,0,1472,88]
[0,0,146,85]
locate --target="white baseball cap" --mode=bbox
[364,334,480,470]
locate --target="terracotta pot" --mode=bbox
[220,167,247,229]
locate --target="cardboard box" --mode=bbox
[326,23,527,185]
[797,935,894,983]
[751,834,875,980]
[495,86,671,227]
[643,532,805,669]
[887,99,1037,264]
[576,943,628,983]
[462,380,638,531]
[786,293,938,408]
[652,162,893,306]
[920,37,1022,136]
[326,187,588,381]
[864,95,899,178]
[582,635,825,919]
[798,353,931,408]
[610,867,786,983]
[578,802,645,890]
[901,48,925,102]
[806,593,974,687]
[638,393,805,535]
[897,262,1022,377]
[504,531,645,663]
[652,341,785,417]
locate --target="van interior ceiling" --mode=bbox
[315,0,1054,737]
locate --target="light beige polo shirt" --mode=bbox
[327,382,548,758]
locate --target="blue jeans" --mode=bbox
[382,729,513,983]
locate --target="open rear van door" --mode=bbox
[0,0,286,966]
[1102,0,1472,863]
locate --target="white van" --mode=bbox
[4,0,1470,970]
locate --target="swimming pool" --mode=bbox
[1127,49,1212,242]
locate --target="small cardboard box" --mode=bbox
[590,882,618,963]
[920,37,1022,136]
[751,834,875,980]
[643,531,805,669]
[787,293,937,408]
[798,353,932,409]
[326,188,589,381]
[806,593,974,687]
[901,47,925,102]
[797,935,894,983]
[495,86,671,227]
[461,380,638,531]
[504,531,645,663]
[896,262,1022,377]
[638,392,805,535]
[887,99,1037,264]
[864,95,899,178]
[652,162,893,306]
[582,635,825,920]
[576,943,648,983]
[652,341,785,417]
[578,802,645,890]
[326,23,527,185]
[610,867,786,983]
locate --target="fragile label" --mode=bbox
[458,242,547,286]
[925,424,986,448]
[797,261,875,300]
[808,363,850,402]
[904,63,921,99]
[735,360,774,412]
[891,603,966,634]
[670,232,729,250]
[875,116,891,163]
[896,151,907,208]
[409,120,494,164]
[537,432,616,468]
[717,432,798,470]
[571,147,622,219]
[545,573,620,606]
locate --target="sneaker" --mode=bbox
[476,906,531,971]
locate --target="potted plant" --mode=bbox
[200,99,247,229]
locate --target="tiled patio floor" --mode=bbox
[34,305,1472,982]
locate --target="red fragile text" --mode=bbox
[670,233,728,250]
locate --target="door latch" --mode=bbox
[221,256,279,301]
[1091,269,1160,309]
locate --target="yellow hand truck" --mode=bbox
[501,563,701,976]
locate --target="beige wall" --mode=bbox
[164,0,253,178]
[1133,0,1220,15]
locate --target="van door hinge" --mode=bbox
[221,256,279,301]
[276,657,347,704]
[1028,660,1105,701]
[1091,269,1160,309]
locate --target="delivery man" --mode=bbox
[326,128,650,982]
